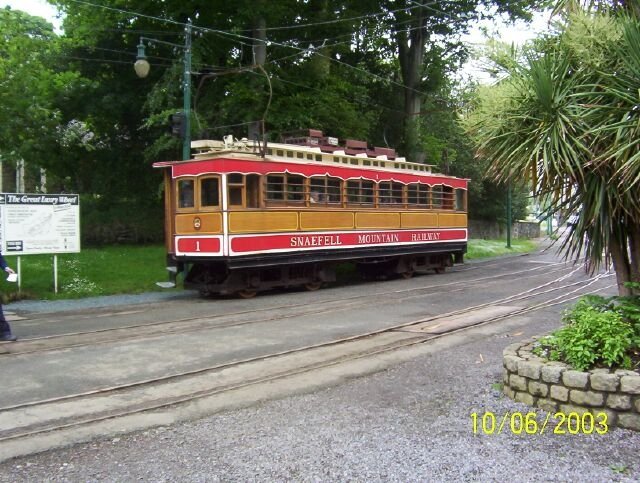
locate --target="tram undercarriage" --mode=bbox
[173,247,465,298]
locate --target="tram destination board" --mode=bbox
[0,193,80,255]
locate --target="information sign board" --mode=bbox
[0,193,80,255]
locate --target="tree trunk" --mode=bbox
[629,220,640,295]
[397,7,426,163]
[609,232,632,296]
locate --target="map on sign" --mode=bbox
[0,193,81,255]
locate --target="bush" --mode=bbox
[534,293,640,371]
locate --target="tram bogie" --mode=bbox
[154,130,468,297]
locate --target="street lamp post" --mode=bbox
[134,22,192,161]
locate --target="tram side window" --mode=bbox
[200,177,220,208]
[407,183,430,207]
[379,182,404,206]
[442,186,454,210]
[455,188,466,211]
[227,173,244,207]
[432,185,443,209]
[309,176,342,205]
[266,175,285,201]
[265,174,304,205]
[287,175,304,203]
[347,180,374,206]
[178,179,195,209]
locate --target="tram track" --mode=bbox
[0,268,614,449]
[3,261,577,357]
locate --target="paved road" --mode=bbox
[0,246,637,481]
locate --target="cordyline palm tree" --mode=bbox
[464,8,640,296]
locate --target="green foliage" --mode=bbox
[464,8,640,295]
[2,245,170,301]
[535,295,640,371]
[465,238,538,259]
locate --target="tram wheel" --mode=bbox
[401,270,414,279]
[304,281,322,291]
[237,289,257,299]
[434,266,446,274]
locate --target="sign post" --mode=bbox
[0,193,81,292]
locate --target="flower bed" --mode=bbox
[503,338,640,431]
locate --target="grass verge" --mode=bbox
[1,238,539,301]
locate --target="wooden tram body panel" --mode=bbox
[154,141,468,295]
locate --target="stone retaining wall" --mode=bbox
[503,339,640,431]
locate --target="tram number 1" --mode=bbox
[195,241,201,252]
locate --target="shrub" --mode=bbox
[534,295,639,371]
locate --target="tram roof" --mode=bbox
[153,139,469,189]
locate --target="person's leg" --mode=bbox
[0,303,15,339]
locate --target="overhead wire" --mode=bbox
[61,0,464,97]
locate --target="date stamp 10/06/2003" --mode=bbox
[471,411,609,435]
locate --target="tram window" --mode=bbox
[200,177,220,207]
[266,175,285,201]
[297,152,304,159]
[310,177,327,204]
[432,185,443,209]
[287,175,304,202]
[246,174,260,208]
[227,173,245,207]
[326,178,342,203]
[442,186,454,210]
[276,150,284,157]
[455,188,466,211]
[407,184,430,207]
[347,180,374,205]
[379,182,403,205]
[315,154,322,162]
[178,179,195,209]
[309,176,342,205]
[307,154,313,160]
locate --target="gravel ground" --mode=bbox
[1,311,638,482]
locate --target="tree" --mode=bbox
[465,8,640,295]
[0,7,79,188]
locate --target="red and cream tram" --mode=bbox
[153,130,468,297]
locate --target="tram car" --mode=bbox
[153,129,468,297]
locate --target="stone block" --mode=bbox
[504,355,519,372]
[570,390,604,407]
[559,404,592,417]
[503,370,510,385]
[515,391,536,406]
[518,360,542,380]
[510,374,528,391]
[563,371,589,389]
[618,413,640,432]
[550,385,569,402]
[606,394,631,410]
[503,386,515,400]
[590,373,619,392]
[541,365,565,384]
[635,397,640,413]
[505,342,522,356]
[529,381,549,397]
[615,369,637,376]
[536,398,557,413]
[620,376,640,394]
